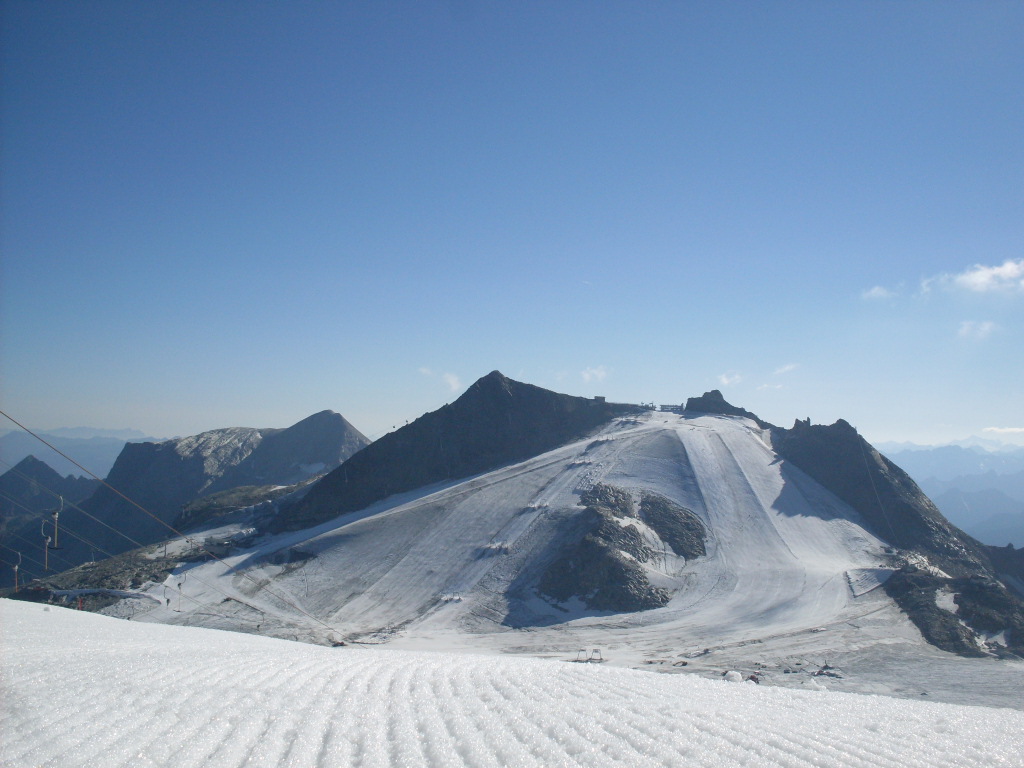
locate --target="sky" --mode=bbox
[1,1,1022,447]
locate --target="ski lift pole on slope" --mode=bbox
[12,552,21,592]
[176,572,187,612]
[41,521,52,571]
[50,496,63,549]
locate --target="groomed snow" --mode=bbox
[2,601,1022,768]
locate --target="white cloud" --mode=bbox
[757,384,783,390]
[773,363,799,376]
[923,258,1024,294]
[957,320,997,340]
[955,259,1024,293]
[581,366,608,384]
[861,286,896,300]
[419,367,461,393]
[983,427,1024,435]
[718,372,742,386]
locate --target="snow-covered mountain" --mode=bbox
[11,374,1024,708]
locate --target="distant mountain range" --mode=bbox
[881,444,1024,547]
[0,429,159,479]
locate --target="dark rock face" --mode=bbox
[772,419,991,577]
[280,372,636,531]
[884,567,1024,657]
[986,544,1024,598]
[538,484,670,612]
[883,569,986,657]
[684,390,771,428]
[639,492,706,560]
[41,412,368,570]
[0,432,137,479]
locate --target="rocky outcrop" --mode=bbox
[639,492,706,560]
[538,485,670,612]
[684,390,771,428]
[279,372,636,531]
[208,411,368,494]
[884,567,1024,658]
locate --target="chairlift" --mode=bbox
[575,648,588,662]
[590,649,603,662]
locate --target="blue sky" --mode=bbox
[2,1,1022,447]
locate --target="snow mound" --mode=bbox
[2,600,1022,768]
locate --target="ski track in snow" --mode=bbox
[2,601,1022,768]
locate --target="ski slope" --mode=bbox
[101,413,1024,706]
[3,600,1022,768]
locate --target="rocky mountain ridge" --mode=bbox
[277,371,639,531]
[7,411,368,577]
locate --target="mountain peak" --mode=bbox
[684,390,769,427]
[279,373,638,530]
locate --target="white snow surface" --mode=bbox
[3,600,1022,768]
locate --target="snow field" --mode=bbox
[2,601,1022,768]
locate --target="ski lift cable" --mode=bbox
[0,458,149,551]
[0,555,40,583]
[2,531,77,571]
[0,543,52,574]
[0,491,122,562]
[1,475,321,636]
[3,503,272,630]
[0,409,344,637]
